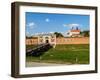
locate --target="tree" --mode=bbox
[54,32,63,37]
[26,36,33,39]
[81,30,89,37]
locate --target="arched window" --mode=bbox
[45,37,49,39]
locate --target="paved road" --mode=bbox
[26,62,67,67]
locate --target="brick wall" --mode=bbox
[26,38,38,45]
[26,37,89,45]
[56,37,89,44]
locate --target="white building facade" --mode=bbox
[37,33,56,48]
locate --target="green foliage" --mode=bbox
[26,36,32,39]
[26,45,38,50]
[81,30,89,37]
[54,32,63,37]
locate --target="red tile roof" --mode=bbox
[71,30,80,32]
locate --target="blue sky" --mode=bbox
[25,12,90,36]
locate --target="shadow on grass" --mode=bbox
[26,43,53,57]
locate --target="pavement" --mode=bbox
[26,62,67,67]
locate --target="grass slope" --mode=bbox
[26,44,89,64]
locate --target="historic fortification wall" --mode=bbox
[26,38,38,45]
[56,37,89,44]
[26,37,89,45]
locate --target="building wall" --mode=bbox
[26,38,38,45]
[38,35,56,46]
[56,37,89,44]
[26,37,89,45]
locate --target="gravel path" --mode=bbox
[26,62,67,67]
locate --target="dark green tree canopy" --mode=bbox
[80,30,89,37]
[54,32,63,37]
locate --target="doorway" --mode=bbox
[46,40,49,43]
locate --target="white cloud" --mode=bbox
[49,32,54,33]
[27,22,36,29]
[26,31,30,36]
[63,24,67,27]
[45,18,50,22]
[26,31,29,34]
[63,23,80,27]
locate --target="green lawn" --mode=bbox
[26,44,89,64]
[26,45,38,51]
